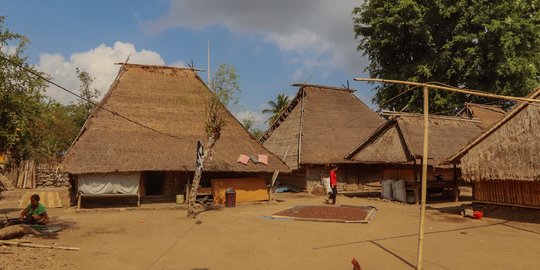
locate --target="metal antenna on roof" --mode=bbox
[207,38,211,87]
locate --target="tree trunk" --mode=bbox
[0,225,40,240]
[187,136,217,218]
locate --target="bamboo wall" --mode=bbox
[474,180,540,208]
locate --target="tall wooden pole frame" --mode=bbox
[416,85,429,269]
[354,77,540,270]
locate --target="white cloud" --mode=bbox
[36,41,167,104]
[143,0,367,73]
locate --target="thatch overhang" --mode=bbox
[347,112,484,166]
[260,84,384,169]
[462,103,506,129]
[61,64,290,174]
[445,88,540,182]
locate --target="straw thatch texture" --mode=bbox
[260,84,384,168]
[61,64,289,174]
[349,121,411,164]
[261,99,301,169]
[462,103,506,129]
[348,113,484,166]
[459,92,540,182]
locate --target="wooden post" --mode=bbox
[416,85,429,270]
[453,164,459,202]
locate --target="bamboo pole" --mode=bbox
[416,85,429,270]
[0,240,79,251]
[354,78,540,105]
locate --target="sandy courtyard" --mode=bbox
[1,188,539,270]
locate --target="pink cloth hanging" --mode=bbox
[237,154,250,165]
[258,154,268,165]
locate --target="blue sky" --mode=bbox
[2,0,375,129]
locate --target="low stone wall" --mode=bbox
[35,161,69,188]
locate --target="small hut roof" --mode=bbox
[445,88,540,181]
[462,103,506,128]
[61,64,289,174]
[347,112,484,166]
[260,84,384,169]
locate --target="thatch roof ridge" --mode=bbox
[465,103,505,114]
[291,83,355,92]
[115,63,204,71]
[61,63,289,174]
[382,111,482,124]
[446,87,540,164]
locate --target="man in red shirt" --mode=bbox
[329,165,338,204]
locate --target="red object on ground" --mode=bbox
[473,211,483,219]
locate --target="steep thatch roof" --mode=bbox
[259,84,384,169]
[446,88,540,181]
[61,64,289,174]
[347,112,484,166]
[462,103,506,128]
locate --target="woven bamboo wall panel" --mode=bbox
[475,180,540,208]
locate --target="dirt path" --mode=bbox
[1,189,539,269]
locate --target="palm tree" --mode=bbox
[263,93,291,125]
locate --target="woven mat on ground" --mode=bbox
[18,191,63,209]
[268,205,376,223]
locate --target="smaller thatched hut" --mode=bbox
[260,84,385,193]
[446,88,540,208]
[61,63,289,207]
[346,112,485,202]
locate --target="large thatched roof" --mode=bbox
[259,84,384,169]
[462,103,506,129]
[346,112,484,166]
[446,88,540,181]
[61,64,289,174]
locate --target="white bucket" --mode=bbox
[322,177,331,194]
[392,179,406,202]
[381,179,393,200]
[176,194,185,204]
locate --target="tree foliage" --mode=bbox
[353,0,540,113]
[0,16,47,162]
[262,93,290,124]
[210,63,241,109]
[75,68,100,126]
[0,17,101,164]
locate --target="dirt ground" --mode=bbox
[1,188,539,270]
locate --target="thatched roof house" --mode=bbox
[446,88,540,208]
[347,112,484,166]
[259,84,384,192]
[260,84,384,169]
[62,64,288,206]
[63,64,288,174]
[462,103,506,128]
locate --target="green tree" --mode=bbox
[353,0,540,113]
[262,93,290,124]
[0,16,47,163]
[210,63,241,109]
[75,68,100,126]
[32,101,84,159]
[187,63,241,218]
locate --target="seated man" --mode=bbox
[19,194,49,225]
